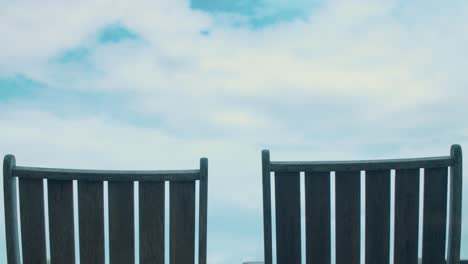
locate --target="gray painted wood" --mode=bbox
[262,150,272,264]
[365,169,390,264]
[139,182,165,264]
[14,166,199,181]
[19,178,47,264]
[270,156,452,172]
[109,181,134,264]
[275,171,301,264]
[78,181,104,264]
[48,180,75,264]
[335,170,360,264]
[170,181,195,264]
[199,158,208,264]
[263,146,464,264]
[3,155,20,264]
[422,167,448,264]
[4,156,208,264]
[394,168,420,264]
[305,171,330,264]
[447,144,462,264]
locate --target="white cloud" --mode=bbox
[2,0,467,108]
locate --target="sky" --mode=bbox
[1,0,468,263]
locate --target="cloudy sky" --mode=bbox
[1,0,468,263]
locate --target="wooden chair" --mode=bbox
[3,155,208,264]
[261,145,463,264]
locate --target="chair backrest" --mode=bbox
[262,145,463,264]
[3,155,208,264]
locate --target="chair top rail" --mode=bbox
[12,166,200,182]
[268,156,453,172]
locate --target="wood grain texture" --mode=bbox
[78,181,104,264]
[262,150,273,264]
[170,181,195,264]
[139,182,165,264]
[421,167,448,264]
[275,171,301,264]
[48,180,75,264]
[394,168,420,264]
[19,178,47,264]
[305,171,330,264]
[3,155,20,264]
[365,170,390,264]
[335,170,360,264]
[109,181,134,264]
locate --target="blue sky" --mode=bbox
[1,0,468,263]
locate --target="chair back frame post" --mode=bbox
[262,150,272,264]
[199,157,208,264]
[448,144,463,264]
[3,155,20,264]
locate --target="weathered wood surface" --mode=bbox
[78,181,104,264]
[305,171,330,264]
[109,181,134,264]
[48,180,75,263]
[394,168,420,264]
[170,181,196,264]
[19,178,47,264]
[275,171,301,264]
[421,167,448,264]
[365,169,390,264]
[139,182,165,264]
[335,171,360,264]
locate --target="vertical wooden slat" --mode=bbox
[421,167,448,264]
[275,171,301,264]
[447,144,462,264]
[109,181,134,264]
[19,178,47,264]
[3,155,20,264]
[335,170,360,264]
[199,158,208,264]
[394,168,420,264]
[170,181,195,264]
[139,182,165,264]
[262,150,273,264]
[48,180,75,263]
[365,169,390,264]
[78,181,104,264]
[305,171,330,264]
